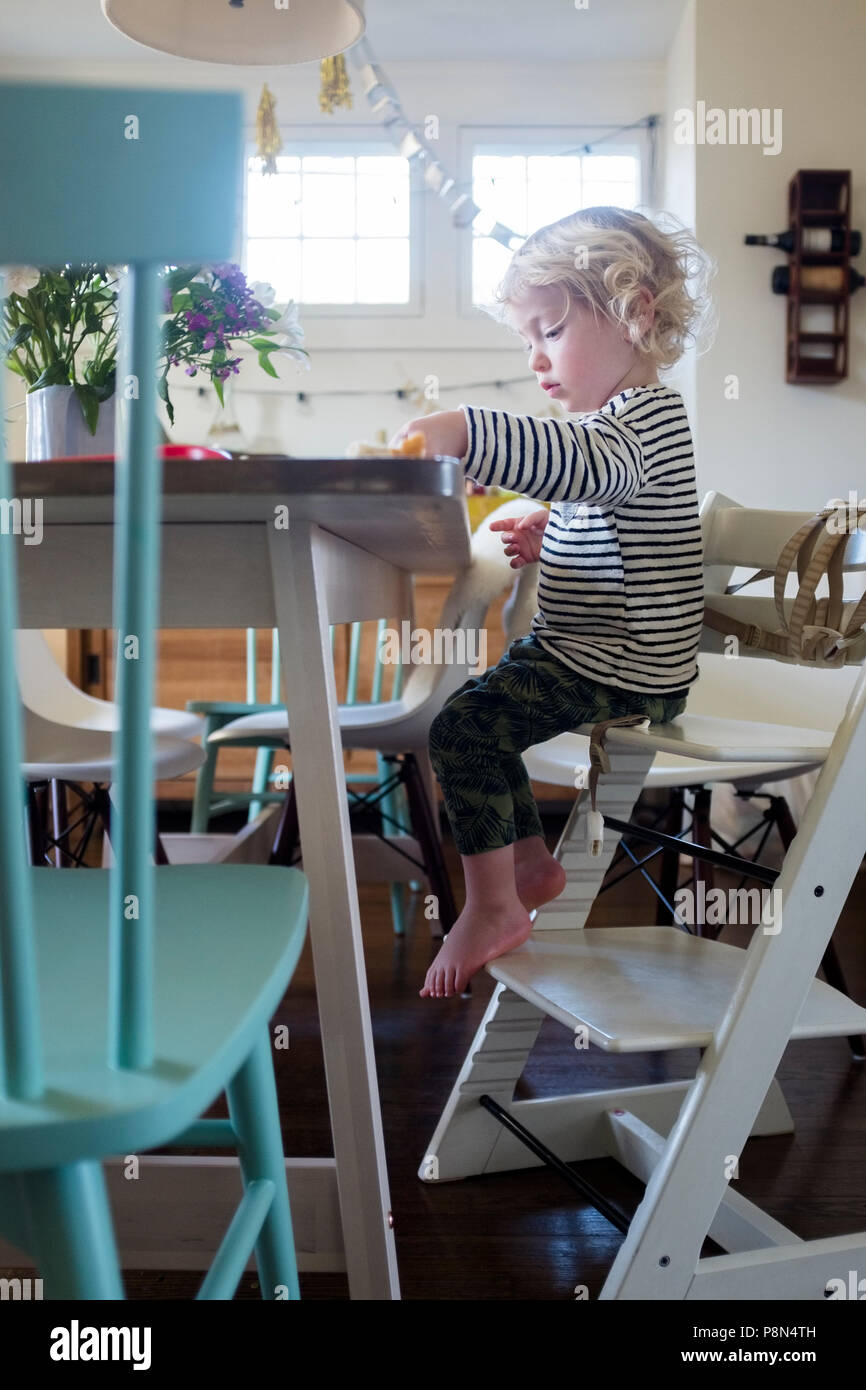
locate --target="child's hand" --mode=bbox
[489,510,550,568]
[388,410,468,460]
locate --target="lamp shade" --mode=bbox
[101,0,365,66]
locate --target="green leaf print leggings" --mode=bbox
[428,633,689,857]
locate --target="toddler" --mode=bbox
[391,206,715,998]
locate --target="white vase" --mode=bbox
[25,384,116,461]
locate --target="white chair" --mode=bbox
[16,630,205,865]
[15,629,204,739]
[206,499,544,936]
[421,490,866,1301]
[501,497,864,1053]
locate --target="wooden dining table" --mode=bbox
[8,452,472,1300]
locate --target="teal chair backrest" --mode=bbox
[0,82,243,1097]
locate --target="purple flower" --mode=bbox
[225,303,238,320]
[185,365,197,376]
[188,312,209,332]
[202,332,216,350]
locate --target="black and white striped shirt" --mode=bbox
[459,383,703,695]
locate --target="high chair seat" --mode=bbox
[0,864,308,1174]
[489,926,866,1054]
[523,730,820,789]
[585,712,833,764]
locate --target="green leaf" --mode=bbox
[74,384,100,435]
[3,323,33,355]
[257,351,279,380]
[248,337,282,351]
[156,373,170,404]
[164,267,199,295]
[29,362,70,390]
[212,376,225,408]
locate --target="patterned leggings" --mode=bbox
[428,633,689,857]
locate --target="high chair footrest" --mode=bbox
[487,927,866,1053]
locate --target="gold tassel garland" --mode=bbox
[319,55,352,115]
[255,83,282,175]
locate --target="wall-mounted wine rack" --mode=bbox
[746,169,863,385]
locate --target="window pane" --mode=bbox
[357,239,409,302]
[302,239,355,301]
[357,171,409,237]
[472,237,511,307]
[301,155,355,175]
[301,173,356,237]
[473,155,527,233]
[356,155,405,177]
[246,171,301,238]
[246,239,300,303]
[581,180,638,210]
[584,155,636,182]
[527,156,582,230]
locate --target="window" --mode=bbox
[465,139,642,308]
[243,144,418,312]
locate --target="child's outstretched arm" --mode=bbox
[390,405,645,506]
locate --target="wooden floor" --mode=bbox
[5,790,866,1300]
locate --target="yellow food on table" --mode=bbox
[345,431,427,458]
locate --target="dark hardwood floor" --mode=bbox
[5,793,865,1301]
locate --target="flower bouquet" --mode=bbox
[2,261,308,439]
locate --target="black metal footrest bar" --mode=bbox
[601,815,779,887]
[478,1094,632,1235]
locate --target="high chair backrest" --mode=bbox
[700,490,866,667]
[0,82,242,1099]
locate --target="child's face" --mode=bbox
[509,283,651,413]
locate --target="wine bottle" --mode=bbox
[772,264,865,295]
[746,227,862,255]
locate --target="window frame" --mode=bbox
[456,124,648,320]
[241,127,425,318]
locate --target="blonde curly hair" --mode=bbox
[490,206,717,370]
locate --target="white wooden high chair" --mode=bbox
[420,491,866,1300]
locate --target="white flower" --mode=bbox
[250,280,276,308]
[269,299,304,343]
[3,265,41,297]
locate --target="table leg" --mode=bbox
[267,523,400,1300]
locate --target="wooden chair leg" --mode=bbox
[691,786,715,940]
[20,1162,125,1299]
[26,782,48,866]
[269,773,299,867]
[190,714,221,834]
[50,779,69,868]
[402,752,457,937]
[96,786,171,867]
[224,1029,300,1300]
[656,787,685,925]
[771,791,865,1059]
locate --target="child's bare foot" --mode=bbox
[419,900,534,998]
[514,836,567,913]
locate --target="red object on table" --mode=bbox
[25,445,233,462]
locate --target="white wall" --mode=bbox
[686,0,865,508]
[2,55,663,460]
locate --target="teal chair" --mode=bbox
[0,82,309,1299]
[190,619,421,933]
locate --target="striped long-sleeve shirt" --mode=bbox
[459,383,704,695]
